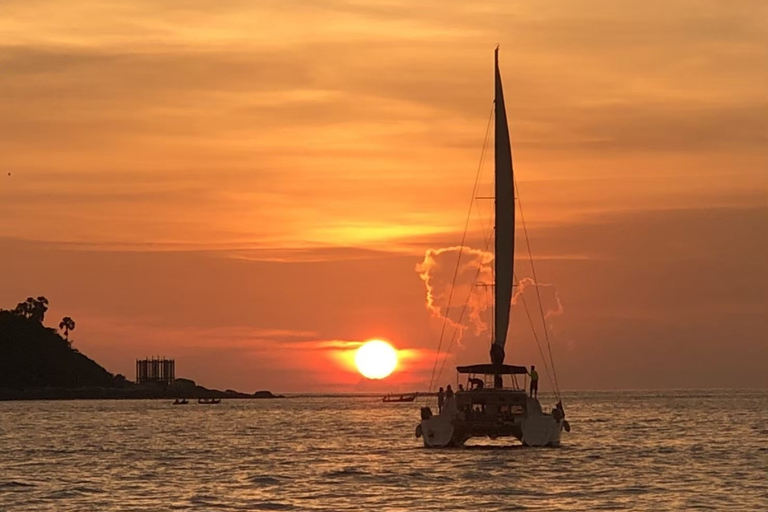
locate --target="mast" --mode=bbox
[489,47,515,368]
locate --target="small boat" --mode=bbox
[197,397,221,404]
[383,393,418,403]
[172,398,188,405]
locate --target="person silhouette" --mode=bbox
[468,377,483,390]
[529,365,539,398]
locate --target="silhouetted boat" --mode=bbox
[172,398,188,405]
[382,393,417,403]
[198,398,221,404]
[416,49,569,448]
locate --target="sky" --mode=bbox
[1,0,766,392]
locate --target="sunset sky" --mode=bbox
[1,0,766,392]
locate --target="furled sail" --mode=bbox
[490,48,515,367]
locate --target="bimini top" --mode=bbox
[456,364,528,375]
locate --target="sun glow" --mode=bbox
[355,340,398,379]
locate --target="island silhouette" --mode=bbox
[0,297,282,400]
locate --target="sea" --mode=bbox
[0,390,766,511]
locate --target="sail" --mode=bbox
[490,48,515,367]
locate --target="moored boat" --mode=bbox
[383,393,418,403]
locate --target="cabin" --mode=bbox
[453,364,538,424]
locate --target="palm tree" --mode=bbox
[34,296,49,323]
[12,296,49,322]
[59,316,75,344]
[13,301,31,318]
[20,296,49,323]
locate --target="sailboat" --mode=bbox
[415,49,568,448]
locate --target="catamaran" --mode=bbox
[415,49,569,448]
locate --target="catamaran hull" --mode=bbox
[419,415,459,448]
[419,414,563,448]
[521,415,562,447]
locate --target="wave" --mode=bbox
[324,467,372,478]
[248,503,294,511]
[248,476,281,486]
[0,481,35,489]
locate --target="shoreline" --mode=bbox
[0,387,284,401]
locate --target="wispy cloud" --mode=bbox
[416,246,493,335]
[1,1,766,390]
[2,1,765,252]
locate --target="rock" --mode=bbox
[253,390,283,399]
[171,378,196,390]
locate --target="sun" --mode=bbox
[355,340,398,379]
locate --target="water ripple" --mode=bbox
[0,391,766,511]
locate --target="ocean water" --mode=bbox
[0,390,766,511]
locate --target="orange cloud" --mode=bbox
[416,246,494,335]
[1,0,765,392]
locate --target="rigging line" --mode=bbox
[476,185,495,255]
[478,107,496,265]
[514,272,556,396]
[473,127,495,248]
[433,233,494,387]
[474,191,494,272]
[515,178,562,399]
[427,103,494,394]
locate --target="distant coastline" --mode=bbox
[0,387,283,401]
[0,297,283,401]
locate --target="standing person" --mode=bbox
[444,385,455,414]
[529,365,539,398]
[437,387,445,413]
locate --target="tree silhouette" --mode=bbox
[16,296,49,323]
[13,301,32,319]
[0,303,118,390]
[32,296,49,323]
[59,316,76,344]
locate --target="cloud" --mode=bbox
[2,0,766,253]
[1,0,766,391]
[415,245,494,337]
[2,202,765,390]
[511,277,564,356]
[513,277,564,319]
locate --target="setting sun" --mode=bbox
[355,340,398,380]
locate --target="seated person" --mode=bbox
[468,377,484,390]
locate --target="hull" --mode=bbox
[419,415,562,448]
[417,395,564,448]
[521,413,562,447]
[383,394,417,403]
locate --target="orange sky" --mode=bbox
[1,0,766,392]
